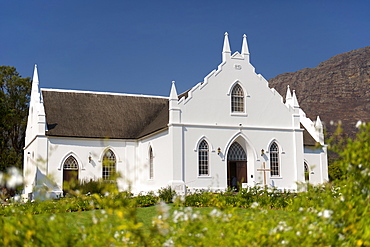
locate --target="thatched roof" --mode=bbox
[42,89,169,139]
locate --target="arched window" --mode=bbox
[227,142,247,161]
[149,147,154,179]
[270,142,280,176]
[63,156,78,170]
[304,162,309,181]
[231,84,244,112]
[102,149,116,181]
[198,140,209,176]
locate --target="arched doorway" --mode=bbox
[63,156,79,193]
[227,142,247,190]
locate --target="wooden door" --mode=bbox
[236,161,247,184]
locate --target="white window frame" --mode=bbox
[198,140,210,177]
[269,142,280,177]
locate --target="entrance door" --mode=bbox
[227,161,247,189]
[227,142,247,190]
[62,156,79,193]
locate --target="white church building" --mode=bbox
[23,33,328,198]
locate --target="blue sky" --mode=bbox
[2,1,369,96]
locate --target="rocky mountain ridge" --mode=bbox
[268,46,370,137]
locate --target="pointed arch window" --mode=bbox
[63,156,78,170]
[198,140,209,176]
[304,162,309,181]
[270,142,280,176]
[231,84,244,112]
[149,147,154,179]
[227,142,247,161]
[102,149,116,181]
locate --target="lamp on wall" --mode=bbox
[88,152,92,162]
[217,147,221,154]
[261,149,264,156]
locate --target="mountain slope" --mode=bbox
[268,46,370,137]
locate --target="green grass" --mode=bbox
[32,205,296,231]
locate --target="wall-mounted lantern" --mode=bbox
[217,147,221,155]
[261,149,264,156]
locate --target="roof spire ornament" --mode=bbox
[292,90,300,108]
[286,85,292,99]
[169,80,178,100]
[241,34,250,58]
[32,64,39,84]
[315,116,324,144]
[285,85,293,106]
[222,32,231,62]
[315,116,323,128]
[31,64,41,103]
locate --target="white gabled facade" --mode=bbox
[23,33,328,199]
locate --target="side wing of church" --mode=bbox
[23,33,328,198]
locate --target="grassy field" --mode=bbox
[32,204,297,232]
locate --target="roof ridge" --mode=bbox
[41,88,168,99]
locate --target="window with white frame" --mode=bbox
[198,140,209,176]
[149,147,154,179]
[231,84,244,112]
[270,142,280,176]
[63,156,78,170]
[102,149,116,181]
[304,162,309,181]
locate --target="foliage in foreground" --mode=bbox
[0,124,370,246]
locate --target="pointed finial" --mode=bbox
[223,32,231,54]
[286,85,292,99]
[32,64,39,84]
[241,34,250,56]
[292,90,300,108]
[222,32,231,62]
[170,80,178,100]
[315,116,323,128]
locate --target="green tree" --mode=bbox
[0,66,31,171]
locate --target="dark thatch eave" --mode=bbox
[42,90,169,139]
[178,89,191,100]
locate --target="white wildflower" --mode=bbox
[318,209,333,219]
[173,210,184,223]
[251,202,259,209]
[192,213,199,220]
[163,238,174,247]
[296,231,301,236]
[209,208,222,218]
[157,201,170,220]
[49,215,56,221]
[92,215,98,224]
